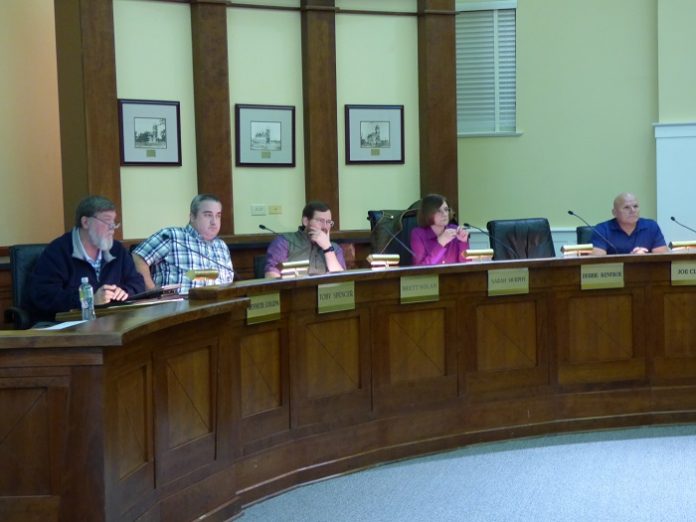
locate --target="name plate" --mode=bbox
[247,293,281,325]
[671,261,696,286]
[400,274,439,304]
[488,268,529,296]
[318,281,355,314]
[581,263,624,290]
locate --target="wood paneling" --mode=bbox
[417,0,458,209]
[301,0,339,222]
[54,0,121,230]
[7,256,696,519]
[191,2,234,234]
[240,330,281,417]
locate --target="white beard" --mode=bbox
[88,227,113,252]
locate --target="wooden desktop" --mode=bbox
[2,253,696,521]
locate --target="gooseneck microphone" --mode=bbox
[463,222,518,259]
[161,233,234,275]
[372,214,416,256]
[670,216,696,236]
[567,210,617,253]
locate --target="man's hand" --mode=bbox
[631,246,649,255]
[95,284,129,305]
[307,226,331,250]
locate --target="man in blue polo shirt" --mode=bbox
[592,192,669,255]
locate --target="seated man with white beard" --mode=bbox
[29,195,145,322]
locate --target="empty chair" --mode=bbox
[486,218,555,260]
[368,201,420,266]
[4,243,46,329]
[576,225,593,245]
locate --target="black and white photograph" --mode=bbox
[360,121,391,149]
[235,104,295,167]
[118,99,181,166]
[250,120,282,151]
[345,105,404,164]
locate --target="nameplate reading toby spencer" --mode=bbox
[671,261,696,286]
[400,274,439,304]
[580,263,624,290]
[247,293,281,325]
[487,268,529,296]
[317,281,355,314]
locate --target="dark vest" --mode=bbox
[283,229,337,275]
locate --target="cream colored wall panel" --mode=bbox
[114,0,198,239]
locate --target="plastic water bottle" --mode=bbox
[79,277,96,320]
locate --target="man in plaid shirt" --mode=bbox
[133,194,234,294]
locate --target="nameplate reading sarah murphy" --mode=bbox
[400,274,439,304]
[580,263,624,290]
[488,268,529,296]
[247,292,281,325]
[671,261,696,286]
[317,282,355,314]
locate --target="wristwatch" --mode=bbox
[322,245,335,254]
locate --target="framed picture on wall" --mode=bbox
[344,105,404,164]
[118,99,181,166]
[235,104,295,167]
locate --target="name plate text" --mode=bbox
[401,274,439,304]
[671,261,696,286]
[318,281,355,314]
[488,268,529,296]
[581,263,624,290]
[247,292,281,325]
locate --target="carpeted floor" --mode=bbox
[237,424,696,521]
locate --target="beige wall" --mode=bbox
[114,0,199,239]
[657,0,696,122]
[0,0,63,245]
[458,0,658,229]
[2,0,689,245]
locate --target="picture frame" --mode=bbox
[344,104,404,164]
[235,104,295,167]
[118,99,181,166]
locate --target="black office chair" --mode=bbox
[368,201,420,266]
[576,226,593,244]
[486,218,555,260]
[253,254,267,279]
[4,243,46,329]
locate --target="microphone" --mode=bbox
[671,216,696,235]
[567,210,617,253]
[372,214,415,256]
[463,222,517,259]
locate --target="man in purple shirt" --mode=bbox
[264,201,346,278]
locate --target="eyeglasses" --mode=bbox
[310,217,335,227]
[437,207,455,215]
[90,215,121,230]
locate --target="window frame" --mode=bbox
[455,0,520,137]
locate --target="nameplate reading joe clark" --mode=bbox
[580,263,624,290]
[400,274,439,304]
[317,281,355,314]
[246,293,281,325]
[671,261,696,286]
[487,268,529,296]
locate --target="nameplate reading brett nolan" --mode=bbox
[317,282,355,314]
[400,274,439,304]
[247,293,281,325]
[671,261,696,286]
[488,268,529,297]
[580,263,624,290]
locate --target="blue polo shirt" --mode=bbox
[591,217,666,254]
